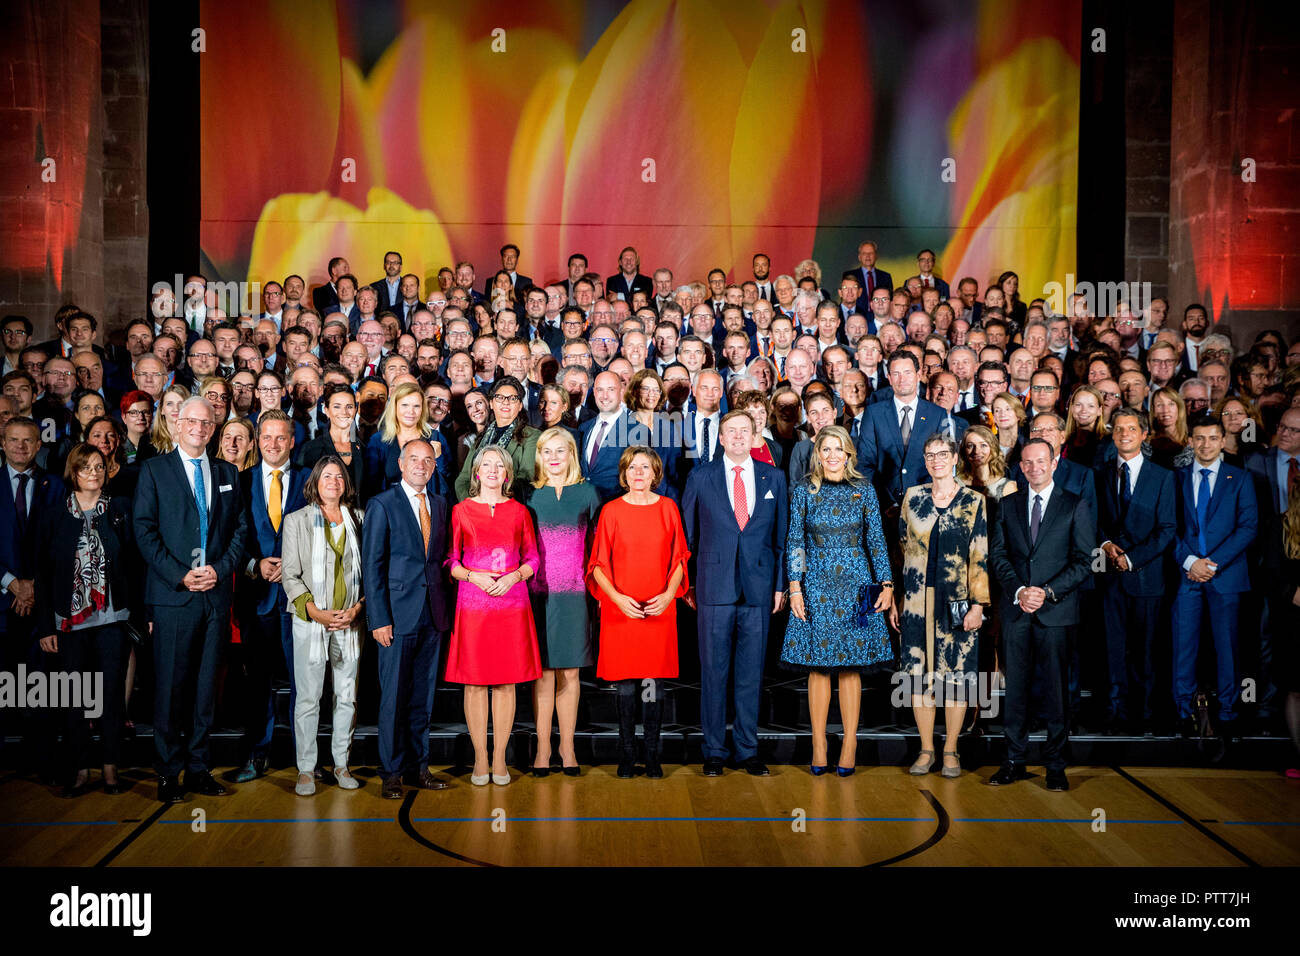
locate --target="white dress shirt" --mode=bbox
[722,453,756,519]
[1183,455,1222,569]
[1013,480,1055,605]
[400,479,430,535]
[177,447,212,510]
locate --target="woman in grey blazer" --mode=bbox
[281,455,366,796]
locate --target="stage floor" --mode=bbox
[3,764,1297,867]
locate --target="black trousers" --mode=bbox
[56,622,129,772]
[152,596,226,776]
[1003,616,1070,771]
[616,679,663,761]
[0,612,58,776]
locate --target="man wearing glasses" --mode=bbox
[133,396,248,803]
[2,315,32,376]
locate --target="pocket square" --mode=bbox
[764,489,775,500]
[219,484,232,492]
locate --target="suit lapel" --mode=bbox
[1028,490,1065,555]
[1206,468,1231,523]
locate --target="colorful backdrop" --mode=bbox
[199,0,1081,300]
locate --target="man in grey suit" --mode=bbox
[133,396,247,802]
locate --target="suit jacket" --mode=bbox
[1172,461,1257,594]
[239,465,309,616]
[312,283,340,317]
[579,411,665,502]
[132,450,247,610]
[681,457,788,606]
[855,397,947,509]
[989,486,1095,628]
[482,273,533,298]
[849,266,892,298]
[361,484,451,633]
[33,495,136,635]
[1244,448,1288,575]
[0,466,65,616]
[35,340,110,363]
[914,275,951,298]
[605,272,653,302]
[369,277,403,313]
[1092,455,1176,596]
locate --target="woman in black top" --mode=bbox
[295,384,365,499]
[34,444,137,797]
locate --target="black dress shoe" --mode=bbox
[644,758,663,779]
[742,758,770,777]
[1045,769,1069,791]
[702,757,725,776]
[617,759,637,779]
[381,775,403,799]
[183,770,227,796]
[987,764,1028,786]
[531,766,551,778]
[158,776,184,803]
[561,764,581,777]
[1178,716,1199,739]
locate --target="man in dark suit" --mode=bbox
[1172,415,1258,742]
[605,246,653,302]
[133,395,248,802]
[369,250,405,313]
[849,240,892,299]
[579,371,643,501]
[855,351,945,515]
[482,243,532,299]
[988,439,1094,791]
[36,310,110,365]
[1244,407,1300,731]
[234,410,308,782]
[1093,408,1176,735]
[681,411,788,776]
[311,256,350,316]
[362,439,452,799]
[0,417,64,776]
[911,249,950,298]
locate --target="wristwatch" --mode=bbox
[1044,586,1057,603]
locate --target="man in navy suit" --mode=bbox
[579,371,637,502]
[605,246,653,303]
[134,395,248,802]
[1093,408,1176,735]
[1244,407,1300,731]
[988,439,1095,792]
[1,417,64,775]
[1172,415,1258,742]
[849,240,892,299]
[855,350,944,515]
[362,439,452,799]
[369,250,405,313]
[911,249,950,298]
[234,410,307,782]
[682,411,788,776]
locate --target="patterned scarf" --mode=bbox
[64,494,110,631]
[479,414,521,451]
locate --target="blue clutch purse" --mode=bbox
[854,583,885,627]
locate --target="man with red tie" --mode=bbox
[682,410,788,776]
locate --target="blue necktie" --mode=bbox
[190,458,208,566]
[700,416,712,462]
[1196,467,1212,557]
[1119,462,1132,512]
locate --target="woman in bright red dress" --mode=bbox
[446,445,541,787]
[586,447,689,779]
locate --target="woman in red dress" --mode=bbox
[587,447,689,779]
[446,446,542,787]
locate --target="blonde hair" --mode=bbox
[468,445,514,498]
[1064,384,1106,442]
[957,424,1007,483]
[380,380,431,443]
[1149,386,1188,444]
[532,427,584,488]
[151,383,191,453]
[807,425,865,492]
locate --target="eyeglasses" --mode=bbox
[46,369,74,378]
[1278,424,1300,435]
[77,464,107,475]
[178,417,215,429]
[493,394,522,404]
[923,452,951,462]
[124,409,152,419]
[190,352,216,360]
[1030,385,1058,392]
[427,397,450,407]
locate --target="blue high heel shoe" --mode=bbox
[810,764,829,776]
[836,765,856,777]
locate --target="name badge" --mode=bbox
[219,484,232,492]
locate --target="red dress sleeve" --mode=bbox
[585,501,616,600]
[444,501,465,570]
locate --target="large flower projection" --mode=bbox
[200,0,1080,297]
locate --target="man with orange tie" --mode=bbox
[235,410,307,781]
[363,439,452,799]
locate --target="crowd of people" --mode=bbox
[2,240,1299,801]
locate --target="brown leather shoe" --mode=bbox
[381,774,404,799]
[416,769,449,791]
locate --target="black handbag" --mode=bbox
[947,600,971,631]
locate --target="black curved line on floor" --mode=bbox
[398,790,498,867]
[864,789,949,868]
[1109,765,1258,868]
[94,801,172,867]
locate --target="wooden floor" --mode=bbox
[2,763,1297,866]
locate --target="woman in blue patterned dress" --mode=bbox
[782,425,895,776]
